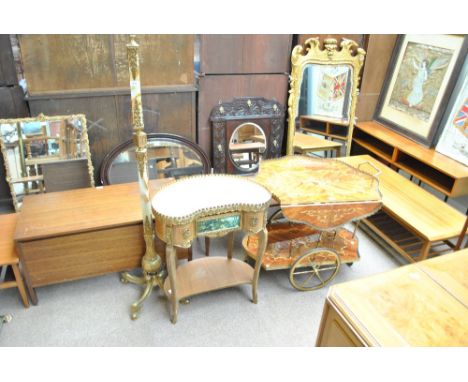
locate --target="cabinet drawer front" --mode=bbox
[18,225,144,287]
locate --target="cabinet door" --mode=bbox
[316,301,364,347]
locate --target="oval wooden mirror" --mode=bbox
[100,133,210,185]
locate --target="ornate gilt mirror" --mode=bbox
[100,133,210,185]
[0,113,94,211]
[286,38,366,156]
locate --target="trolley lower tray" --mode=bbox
[243,222,359,270]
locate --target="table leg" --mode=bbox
[252,228,268,304]
[11,263,29,308]
[166,244,178,324]
[205,237,210,256]
[227,232,235,260]
[417,241,431,262]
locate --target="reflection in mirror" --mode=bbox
[286,38,366,157]
[228,122,267,173]
[101,133,210,185]
[298,64,353,124]
[0,114,94,211]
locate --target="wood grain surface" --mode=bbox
[200,35,292,74]
[163,257,254,300]
[19,35,194,94]
[328,257,468,346]
[14,178,174,241]
[17,224,145,287]
[340,155,467,242]
[0,213,18,265]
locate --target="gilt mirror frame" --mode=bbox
[0,113,95,211]
[286,38,366,156]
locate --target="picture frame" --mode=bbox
[375,34,468,147]
[435,54,468,166]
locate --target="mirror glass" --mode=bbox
[294,63,354,156]
[298,64,353,124]
[106,137,207,185]
[228,122,267,172]
[0,115,93,210]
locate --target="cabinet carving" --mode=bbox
[210,97,284,174]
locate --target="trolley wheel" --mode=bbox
[289,248,341,291]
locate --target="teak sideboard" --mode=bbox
[351,121,468,198]
[14,178,178,304]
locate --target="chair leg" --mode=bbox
[205,237,210,256]
[188,246,193,261]
[11,263,29,308]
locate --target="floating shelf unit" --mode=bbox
[351,121,468,198]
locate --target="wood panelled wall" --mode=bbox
[19,35,196,184]
[356,35,398,121]
[198,35,292,160]
[0,34,399,197]
[20,35,194,94]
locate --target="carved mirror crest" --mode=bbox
[286,38,366,156]
[0,113,95,210]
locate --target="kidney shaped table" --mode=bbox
[151,174,271,324]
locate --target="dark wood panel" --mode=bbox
[0,86,29,118]
[0,34,17,86]
[356,35,397,121]
[42,158,91,192]
[19,35,195,94]
[198,74,289,159]
[28,91,196,184]
[200,35,292,74]
[0,154,12,209]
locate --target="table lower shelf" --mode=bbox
[163,257,254,300]
[359,210,455,263]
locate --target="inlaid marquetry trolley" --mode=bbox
[243,156,382,291]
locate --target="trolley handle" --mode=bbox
[357,161,381,178]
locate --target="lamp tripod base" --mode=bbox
[121,269,166,320]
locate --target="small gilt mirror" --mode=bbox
[286,38,366,156]
[0,113,95,211]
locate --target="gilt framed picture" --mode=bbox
[435,55,468,166]
[375,34,468,147]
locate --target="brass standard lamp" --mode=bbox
[120,35,166,320]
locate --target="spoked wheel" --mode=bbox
[289,248,341,291]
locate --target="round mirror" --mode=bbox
[102,133,210,185]
[228,122,267,173]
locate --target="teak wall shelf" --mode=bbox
[351,121,468,198]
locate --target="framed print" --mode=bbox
[435,55,468,166]
[375,34,468,147]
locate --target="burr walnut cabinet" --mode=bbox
[316,249,468,346]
